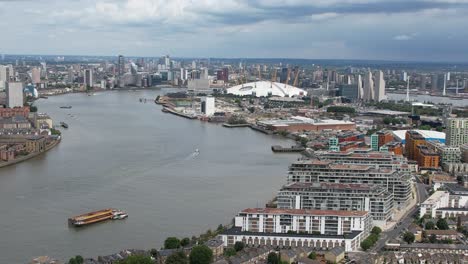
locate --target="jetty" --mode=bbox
[271,145,306,153]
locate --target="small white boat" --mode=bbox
[111,210,128,220]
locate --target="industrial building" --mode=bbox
[257,116,355,132]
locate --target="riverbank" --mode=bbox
[0,138,61,168]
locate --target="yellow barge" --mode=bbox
[68,208,126,227]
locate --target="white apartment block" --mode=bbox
[219,208,372,252]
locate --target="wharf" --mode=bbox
[222,123,250,128]
[0,138,61,168]
[162,107,197,119]
[249,125,273,135]
[271,145,306,153]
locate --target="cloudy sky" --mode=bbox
[1,0,468,61]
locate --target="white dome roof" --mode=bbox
[226,81,307,97]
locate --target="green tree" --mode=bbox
[75,256,84,264]
[383,117,392,125]
[437,218,449,230]
[216,224,225,233]
[368,234,379,244]
[166,251,188,264]
[30,105,38,112]
[68,258,77,264]
[425,221,435,230]
[234,241,245,252]
[189,245,213,264]
[419,125,432,130]
[181,237,191,247]
[165,237,181,249]
[224,247,236,257]
[360,239,372,251]
[308,252,317,260]
[371,226,382,236]
[429,234,437,243]
[267,252,280,264]
[150,248,158,258]
[403,232,415,244]
[117,255,153,264]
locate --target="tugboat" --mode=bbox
[111,210,128,220]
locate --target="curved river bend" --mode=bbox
[0,90,298,263]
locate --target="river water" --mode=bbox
[0,89,298,263]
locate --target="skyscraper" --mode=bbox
[363,70,374,101]
[6,82,24,108]
[84,69,93,88]
[431,74,438,92]
[118,55,125,76]
[420,75,427,90]
[0,65,9,82]
[401,71,408,81]
[374,70,386,102]
[68,67,75,83]
[40,62,47,79]
[201,68,209,80]
[357,74,364,100]
[31,67,41,84]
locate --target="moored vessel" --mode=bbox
[68,209,127,227]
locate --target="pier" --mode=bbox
[271,145,306,153]
[161,107,197,119]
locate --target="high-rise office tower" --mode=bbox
[68,68,75,83]
[420,75,427,90]
[431,74,438,92]
[31,67,41,84]
[40,62,47,79]
[363,70,374,101]
[0,65,10,82]
[84,69,93,88]
[357,74,364,100]
[446,118,468,146]
[374,70,386,102]
[201,68,209,80]
[401,71,408,81]
[6,82,24,108]
[118,55,125,76]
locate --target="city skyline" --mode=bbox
[1,0,468,62]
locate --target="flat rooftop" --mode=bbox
[421,191,448,205]
[363,110,410,116]
[240,208,368,217]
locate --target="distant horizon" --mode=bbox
[2,53,468,65]
[3,1,468,62]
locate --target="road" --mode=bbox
[372,181,429,252]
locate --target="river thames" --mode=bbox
[0,89,298,263]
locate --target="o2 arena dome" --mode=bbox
[226,81,307,97]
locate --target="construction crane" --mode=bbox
[293,67,300,87]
